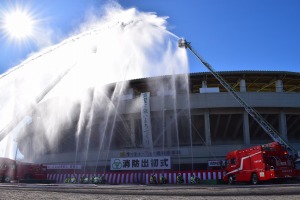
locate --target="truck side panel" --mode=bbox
[235,150,263,182]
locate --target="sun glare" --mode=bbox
[2,8,35,40]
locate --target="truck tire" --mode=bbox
[228,175,234,185]
[251,173,258,185]
[4,176,11,183]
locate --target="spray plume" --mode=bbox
[0,4,188,161]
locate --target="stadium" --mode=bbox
[16,70,300,183]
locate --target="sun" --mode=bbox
[4,10,33,39]
[1,6,36,41]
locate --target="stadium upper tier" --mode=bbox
[125,70,300,94]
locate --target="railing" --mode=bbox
[47,170,224,184]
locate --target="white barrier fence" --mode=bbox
[47,170,224,184]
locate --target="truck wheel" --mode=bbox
[251,174,258,185]
[4,176,11,183]
[228,175,234,185]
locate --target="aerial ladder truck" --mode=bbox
[178,38,299,184]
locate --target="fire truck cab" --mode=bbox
[223,142,295,185]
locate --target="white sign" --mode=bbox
[208,160,221,167]
[47,164,81,170]
[111,156,171,171]
[200,87,220,93]
[141,92,153,149]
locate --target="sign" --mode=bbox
[141,92,153,149]
[47,164,81,170]
[208,160,221,167]
[111,156,171,171]
[119,150,181,157]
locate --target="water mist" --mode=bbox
[0,4,190,174]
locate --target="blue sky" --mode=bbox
[0,0,299,74]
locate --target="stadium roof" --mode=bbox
[127,70,300,93]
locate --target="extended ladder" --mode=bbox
[178,39,298,155]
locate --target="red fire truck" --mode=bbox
[223,142,295,184]
[0,157,47,183]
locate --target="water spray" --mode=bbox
[0,66,74,142]
[0,6,189,173]
[0,20,127,143]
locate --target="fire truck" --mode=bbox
[178,39,299,184]
[0,157,47,183]
[223,142,295,184]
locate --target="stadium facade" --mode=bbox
[19,70,300,171]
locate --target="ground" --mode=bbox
[1,183,300,199]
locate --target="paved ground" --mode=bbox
[1,183,300,200]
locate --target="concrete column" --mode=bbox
[279,112,288,140]
[276,80,283,92]
[55,134,59,153]
[202,80,207,88]
[204,110,211,146]
[130,117,136,147]
[166,113,173,147]
[240,79,246,92]
[243,111,250,145]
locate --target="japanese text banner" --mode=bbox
[111,156,171,170]
[141,92,153,149]
[47,164,81,169]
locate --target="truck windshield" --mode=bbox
[225,159,236,167]
[225,160,230,166]
[231,158,236,165]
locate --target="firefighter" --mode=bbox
[89,176,94,184]
[91,175,100,184]
[80,175,85,184]
[160,174,167,184]
[150,174,157,184]
[190,174,200,184]
[195,175,200,184]
[190,174,195,184]
[150,174,154,184]
[80,175,89,184]
[70,176,77,184]
[99,174,106,184]
[64,177,70,183]
[177,173,184,184]
[93,176,98,184]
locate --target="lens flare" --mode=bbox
[4,9,34,39]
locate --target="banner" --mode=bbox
[141,92,153,149]
[208,160,221,167]
[111,156,171,171]
[47,164,81,170]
